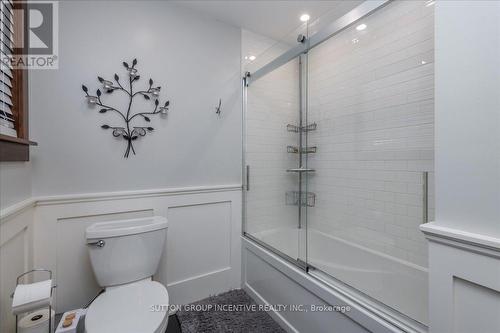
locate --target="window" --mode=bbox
[0,0,36,161]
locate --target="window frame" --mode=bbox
[0,0,37,161]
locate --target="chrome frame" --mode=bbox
[244,233,308,271]
[13,269,56,333]
[245,0,391,86]
[242,73,249,236]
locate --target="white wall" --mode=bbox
[0,162,32,209]
[0,2,244,331]
[434,0,500,238]
[29,0,242,197]
[422,2,500,332]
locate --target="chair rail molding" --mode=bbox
[1,184,242,219]
[420,222,500,258]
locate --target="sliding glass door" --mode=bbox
[244,57,307,263]
[243,0,434,328]
[306,0,434,326]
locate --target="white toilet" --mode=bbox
[84,216,169,333]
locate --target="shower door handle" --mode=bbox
[246,165,250,191]
[422,172,429,223]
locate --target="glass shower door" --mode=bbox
[305,0,434,327]
[244,57,306,263]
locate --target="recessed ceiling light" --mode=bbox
[352,38,359,44]
[248,55,256,61]
[300,14,310,22]
[421,60,427,65]
[356,23,367,31]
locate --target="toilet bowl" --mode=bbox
[85,279,169,333]
[84,216,169,333]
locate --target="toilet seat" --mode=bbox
[85,279,169,333]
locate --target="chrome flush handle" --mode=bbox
[87,240,105,248]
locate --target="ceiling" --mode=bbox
[173,0,362,41]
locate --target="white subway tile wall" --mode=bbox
[307,0,434,268]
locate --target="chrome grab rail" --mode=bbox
[286,168,315,173]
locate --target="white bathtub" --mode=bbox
[253,228,428,327]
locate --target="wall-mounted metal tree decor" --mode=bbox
[81,58,170,158]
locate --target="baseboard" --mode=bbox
[167,267,239,306]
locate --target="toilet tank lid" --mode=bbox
[86,216,167,239]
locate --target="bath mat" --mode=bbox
[177,289,286,333]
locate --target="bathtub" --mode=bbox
[251,227,428,329]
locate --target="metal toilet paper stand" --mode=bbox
[12,269,57,333]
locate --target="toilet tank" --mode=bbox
[86,216,167,287]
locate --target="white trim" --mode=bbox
[167,266,230,288]
[0,197,36,221]
[36,184,242,206]
[0,184,242,222]
[420,222,500,258]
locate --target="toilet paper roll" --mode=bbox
[12,280,53,315]
[18,309,55,333]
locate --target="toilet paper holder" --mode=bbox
[12,269,57,333]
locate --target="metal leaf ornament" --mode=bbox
[82,59,170,157]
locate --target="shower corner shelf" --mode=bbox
[286,191,316,207]
[286,168,315,173]
[286,122,317,133]
[287,145,317,154]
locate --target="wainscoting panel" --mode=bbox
[453,277,500,333]
[0,205,34,333]
[31,185,241,314]
[166,202,231,284]
[421,222,500,333]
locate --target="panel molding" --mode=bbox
[0,184,241,221]
[0,206,34,333]
[422,222,500,333]
[36,184,242,206]
[0,197,36,223]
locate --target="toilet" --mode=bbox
[84,216,169,333]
